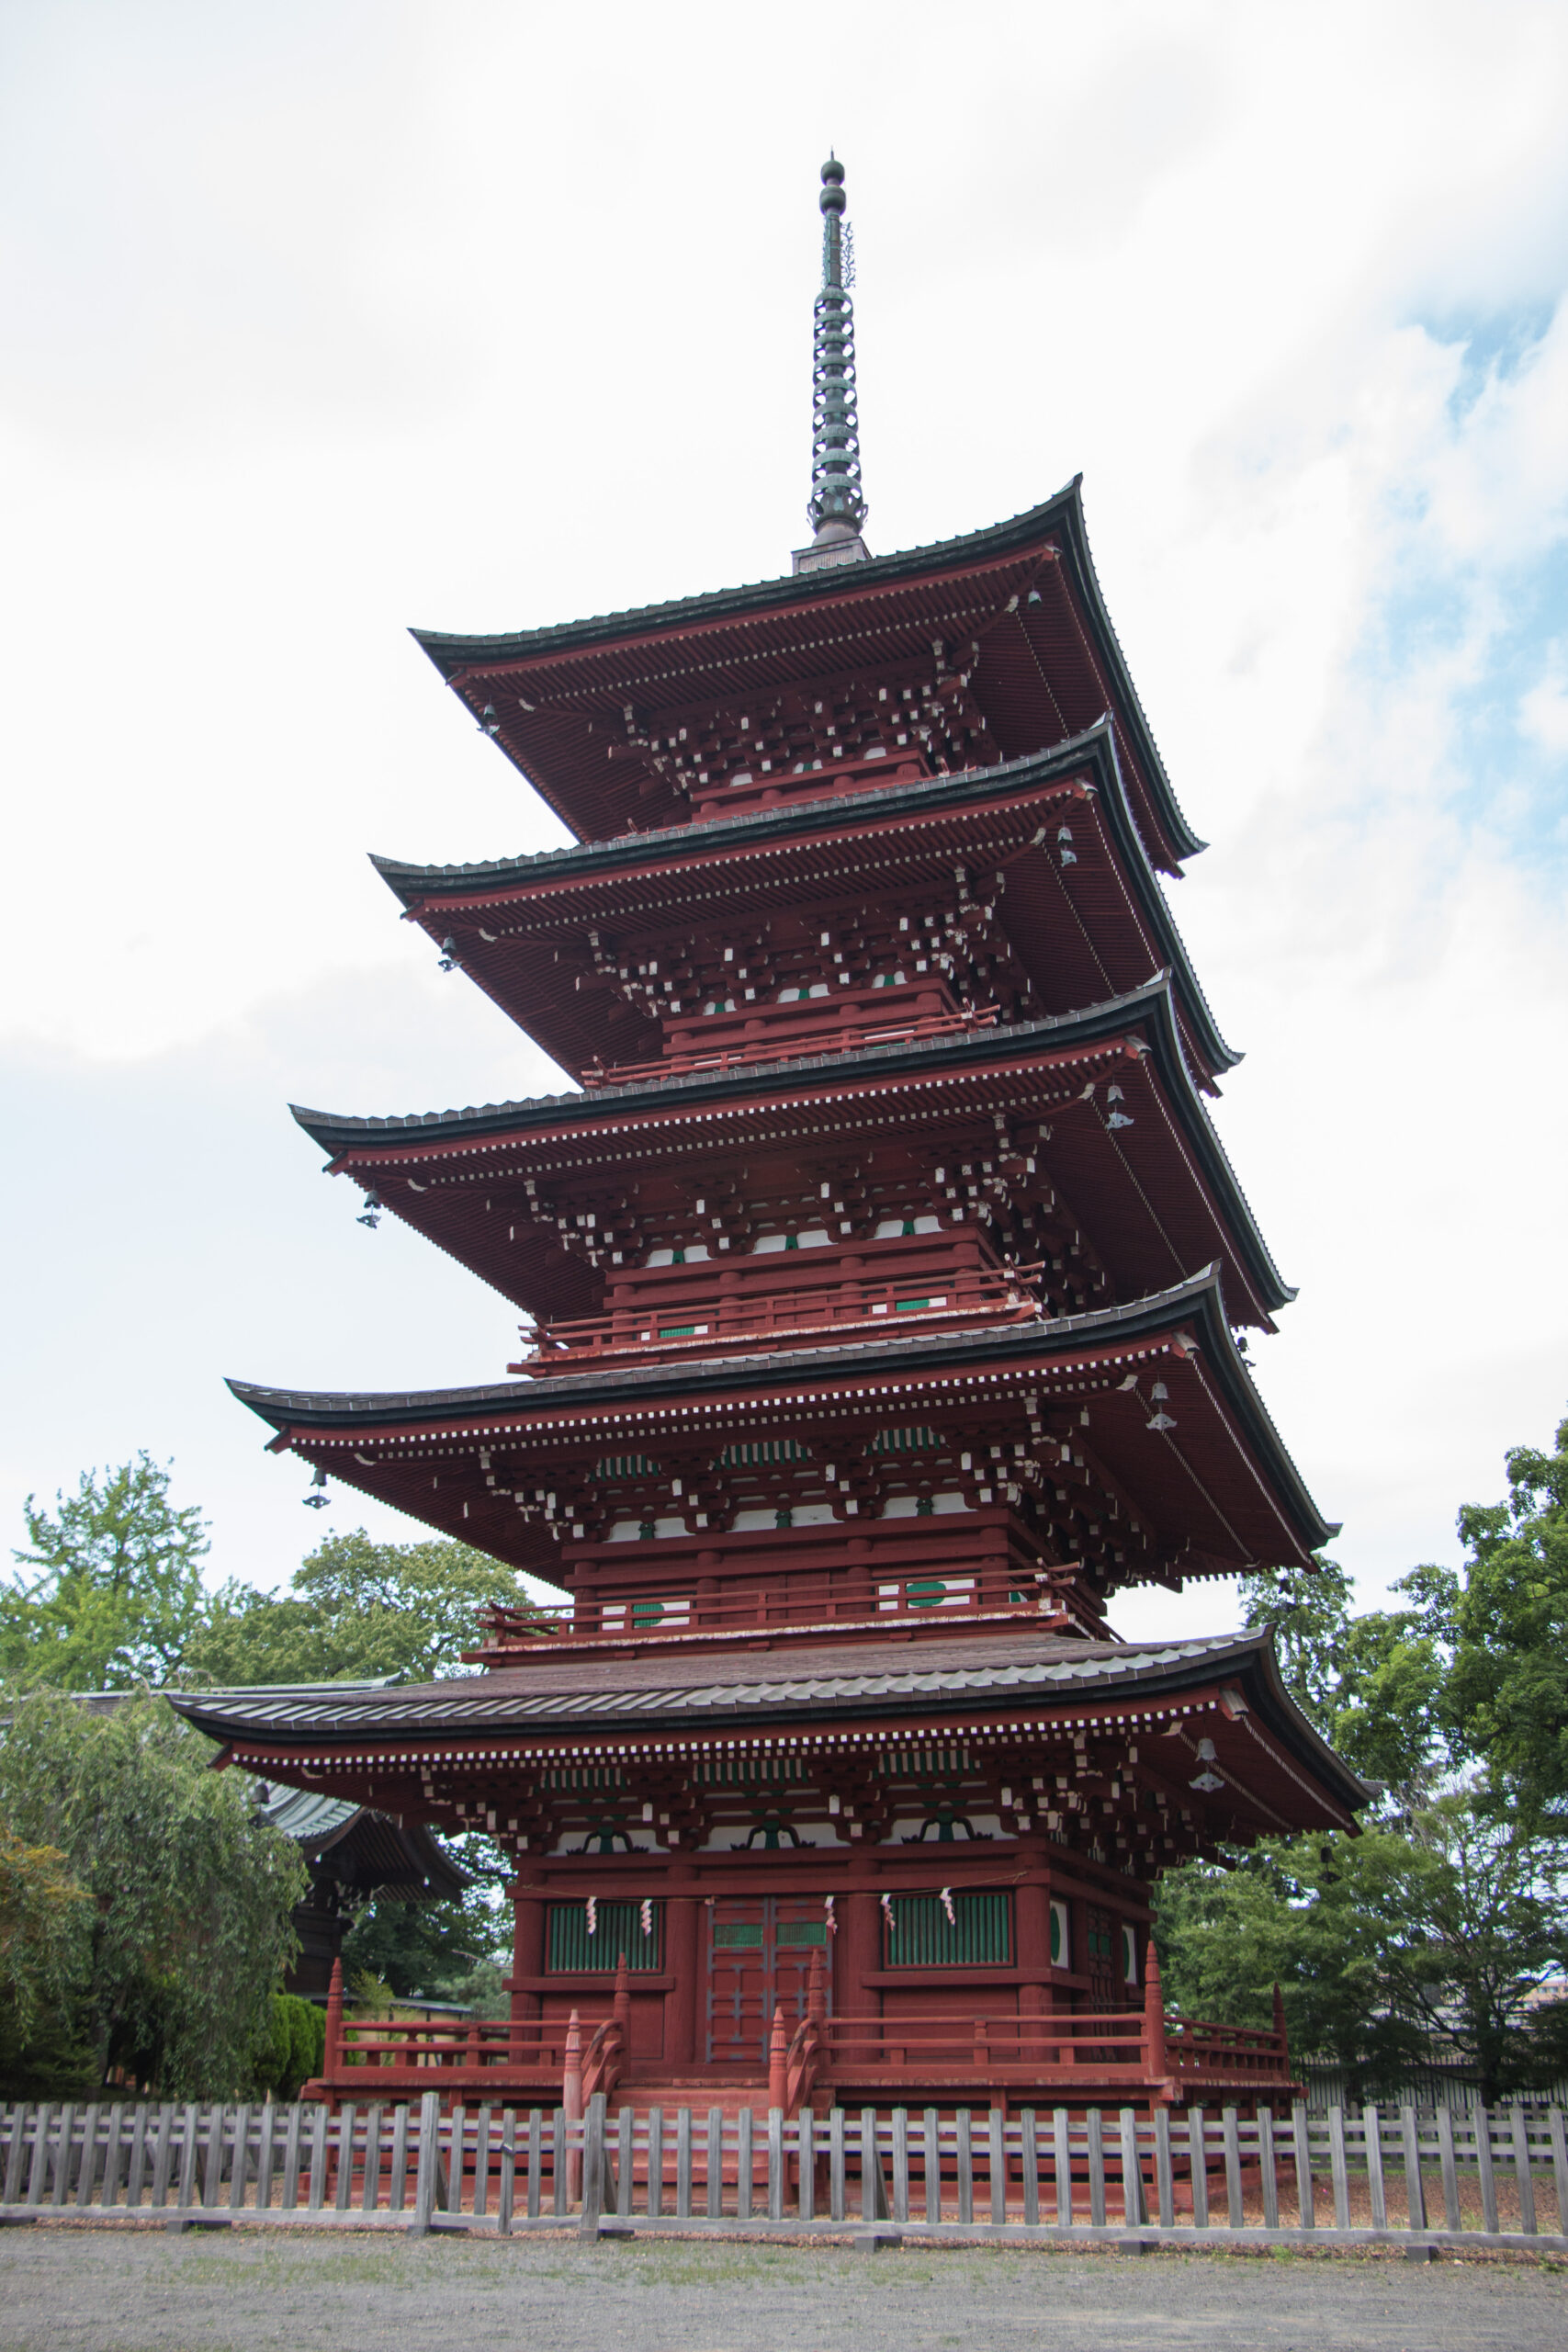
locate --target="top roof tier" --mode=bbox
[411,481,1203,878]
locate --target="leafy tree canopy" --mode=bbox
[1,1455,212,1690]
[0,1690,306,2098]
[1446,1412,1568,1812]
[186,1528,540,1688]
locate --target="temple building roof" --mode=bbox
[369,727,1238,1090]
[288,978,1291,1329]
[409,482,1202,873]
[170,1626,1369,1834]
[228,1266,1335,1579]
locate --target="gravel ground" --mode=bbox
[1,2227,1565,2352]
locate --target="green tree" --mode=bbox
[1446,1413,1568,1812]
[1,1455,213,1690]
[186,1528,541,1687]
[0,1690,306,2096]
[341,1883,511,2016]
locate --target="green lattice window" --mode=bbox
[547,1900,662,1973]
[883,1892,1011,1968]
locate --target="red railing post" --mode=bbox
[768,2005,788,2112]
[563,2008,583,2203]
[324,1956,344,2085]
[1143,1942,1170,2089]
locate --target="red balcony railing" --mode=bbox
[509,1261,1044,1374]
[581,1001,998,1089]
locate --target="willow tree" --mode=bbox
[0,1690,305,2097]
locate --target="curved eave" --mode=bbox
[288,974,1291,1317]
[227,1261,1329,1554]
[369,727,1239,1080]
[411,481,1203,871]
[169,1627,1369,1821]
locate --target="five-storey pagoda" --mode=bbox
[182,161,1363,2118]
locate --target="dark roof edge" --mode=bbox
[225,1261,1332,1551]
[367,728,1238,1080]
[286,973,1290,1316]
[409,480,1203,867]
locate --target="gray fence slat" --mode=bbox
[926,2109,943,2228]
[1021,2109,1039,2229]
[1291,2103,1314,2231]
[705,2108,724,2221]
[150,2105,176,2210]
[1222,2109,1243,2229]
[1475,2106,1499,2235]
[1154,2107,1174,2228]
[1052,2108,1072,2229]
[829,2109,845,2222]
[987,2109,1006,2227]
[798,2109,814,2224]
[1258,2107,1279,2231]
[1120,2109,1145,2229]
[675,2107,693,2222]
[125,2104,150,2211]
[1435,2104,1461,2231]
[175,2104,201,2211]
[1363,2106,1386,2231]
[256,2101,276,2215]
[646,2109,662,2221]
[1088,2108,1108,2231]
[50,2103,75,2208]
[280,2103,302,2211]
[200,2103,224,2208]
[230,2102,253,2212]
[956,2109,974,2226]
[1511,2107,1537,2235]
[306,2105,329,2213]
[616,2106,635,2221]
[411,2093,440,2233]
[359,2105,382,2216]
[308,2107,329,2211]
[893,2107,910,2224]
[1549,2109,1568,2237]
[1186,2108,1207,2230]
[498,2107,516,2234]
[388,2104,409,2216]
[330,2102,353,2214]
[101,2103,125,2211]
[1327,2105,1349,2230]
[579,2094,605,2238]
[445,2103,464,2217]
[552,2109,568,2221]
[1400,2106,1425,2232]
[470,2106,490,2221]
[73,2104,99,2210]
[527,2109,543,2222]
[767,2109,784,2225]
[734,2108,752,2222]
[73,2104,94,2207]
[3,2107,28,2206]
[27,2104,53,2206]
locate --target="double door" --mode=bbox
[705,1895,830,2064]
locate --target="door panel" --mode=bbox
[705,1895,831,2064]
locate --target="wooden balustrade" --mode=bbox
[581,1002,999,1090]
[510,1261,1043,1374]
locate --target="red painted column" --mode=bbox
[837,1888,882,2020]
[664,1879,700,2067]
[511,1883,544,2029]
[1015,1870,1051,2057]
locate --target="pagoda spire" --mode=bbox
[795,155,870,573]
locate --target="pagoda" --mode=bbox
[181,161,1362,2119]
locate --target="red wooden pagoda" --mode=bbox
[181,160,1361,2121]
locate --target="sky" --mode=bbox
[3,0,1567,1643]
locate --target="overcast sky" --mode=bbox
[4,0,1567,1642]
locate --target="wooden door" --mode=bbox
[705,1895,830,2064]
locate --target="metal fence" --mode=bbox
[3,2093,1566,2251]
[1299,2062,1568,2116]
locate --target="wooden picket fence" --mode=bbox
[4,2094,1567,2251]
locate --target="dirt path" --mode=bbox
[3,2226,1565,2351]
